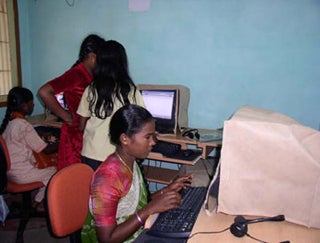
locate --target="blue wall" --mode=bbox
[3,0,319,129]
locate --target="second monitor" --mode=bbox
[138,84,190,134]
[140,89,178,134]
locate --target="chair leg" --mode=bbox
[69,229,82,243]
[15,192,33,243]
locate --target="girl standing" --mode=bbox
[38,34,105,170]
[77,40,145,170]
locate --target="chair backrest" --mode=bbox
[0,135,12,194]
[47,163,94,237]
[0,135,11,171]
[0,135,9,194]
[0,135,44,193]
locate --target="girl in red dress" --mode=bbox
[38,34,105,170]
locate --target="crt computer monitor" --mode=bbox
[140,89,178,134]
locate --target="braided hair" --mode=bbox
[0,87,33,134]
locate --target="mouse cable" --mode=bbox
[188,226,230,239]
[245,232,267,243]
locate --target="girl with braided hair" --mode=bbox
[0,87,57,210]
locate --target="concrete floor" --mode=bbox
[0,193,69,243]
[0,217,70,243]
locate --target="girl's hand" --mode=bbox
[147,190,182,214]
[166,174,194,193]
[63,111,73,125]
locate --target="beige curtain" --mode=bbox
[0,0,12,96]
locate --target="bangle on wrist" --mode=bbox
[161,187,167,195]
[135,212,144,226]
[160,187,167,195]
[161,187,168,195]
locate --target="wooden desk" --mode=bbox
[27,114,61,168]
[138,197,320,243]
[28,114,62,128]
[188,208,320,243]
[144,131,222,184]
[28,115,221,185]
[156,132,222,160]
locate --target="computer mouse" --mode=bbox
[183,149,194,157]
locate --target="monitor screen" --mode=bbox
[55,92,67,110]
[140,89,178,134]
[45,92,67,121]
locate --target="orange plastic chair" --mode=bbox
[0,135,45,243]
[46,163,94,242]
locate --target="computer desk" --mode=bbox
[188,207,320,243]
[154,131,222,160]
[144,132,320,242]
[27,114,61,168]
[143,131,222,184]
[142,196,320,243]
[28,115,221,184]
[28,115,221,157]
[28,114,62,128]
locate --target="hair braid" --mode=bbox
[0,108,12,135]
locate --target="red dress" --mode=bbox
[48,63,92,170]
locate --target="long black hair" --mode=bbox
[0,87,33,134]
[72,34,105,67]
[88,40,137,119]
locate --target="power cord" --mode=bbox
[245,232,269,243]
[245,232,290,243]
[188,226,290,243]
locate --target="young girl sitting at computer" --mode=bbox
[0,87,58,210]
[81,104,193,243]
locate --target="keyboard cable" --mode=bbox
[188,226,230,239]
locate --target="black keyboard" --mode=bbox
[152,141,202,161]
[147,186,207,239]
[34,126,60,144]
[152,141,181,156]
